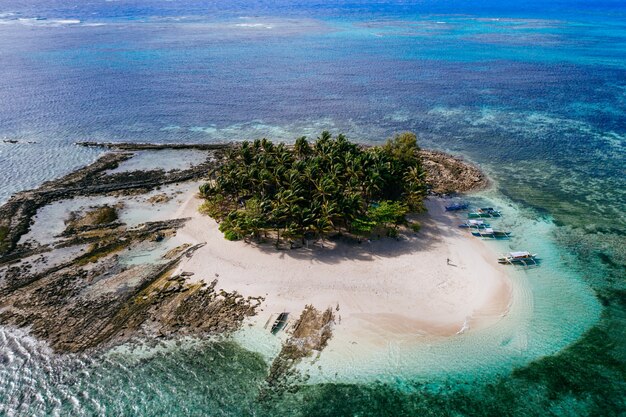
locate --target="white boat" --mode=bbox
[472,228,511,239]
[459,219,491,229]
[498,251,538,266]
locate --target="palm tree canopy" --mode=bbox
[201,132,427,243]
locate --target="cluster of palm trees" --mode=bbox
[199,131,427,245]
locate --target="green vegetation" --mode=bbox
[199,132,427,245]
[409,221,421,233]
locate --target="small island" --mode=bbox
[0,132,503,391]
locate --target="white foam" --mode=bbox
[234,23,274,29]
[9,17,82,26]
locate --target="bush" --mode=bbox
[410,222,421,233]
[199,194,226,219]
[369,201,409,227]
[223,229,241,241]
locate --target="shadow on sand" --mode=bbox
[248,208,465,265]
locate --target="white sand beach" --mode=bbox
[169,190,512,347]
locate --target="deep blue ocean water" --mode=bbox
[0,1,624,416]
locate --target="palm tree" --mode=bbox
[312,215,333,247]
[294,136,310,159]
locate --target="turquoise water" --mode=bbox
[289,193,601,385]
[1,1,625,415]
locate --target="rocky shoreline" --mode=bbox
[0,142,487,360]
[420,149,488,194]
[260,305,336,401]
[0,148,220,260]
[0,144,254,354]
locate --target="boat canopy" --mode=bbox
[510,251,531,257]
[469,220,484,225]
[485,228,494,233]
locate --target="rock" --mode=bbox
[147,194,172,204]
[420,150,488,194]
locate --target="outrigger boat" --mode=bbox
[459,219,491,229]
[445,202,469,211]
[468,207,502,218]
[498,251,538,266]
[271,312,289,334]
[471,228,511,239]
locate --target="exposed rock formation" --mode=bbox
[0,149,218,259]
[260,305,335,400]
[0,153,131,260]
[420,149,488,194]
[0,146,258,354]
[63,204,120,235]
[147,193,172,204]
[76,141,231,151]
[0,233,262,353]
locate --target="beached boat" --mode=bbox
[468,207,502,218]
[498,251,538,266]
[271,312,289,334]
[445,202,469,211]
[471,228,511,239]
[459,219,491,229]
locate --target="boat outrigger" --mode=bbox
[271,312,289,334]
[471,228,511,239]
[468,207,502,218]
[498,251,538,266]
[445,202,469,211]
[459,219,491,229]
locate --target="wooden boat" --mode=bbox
[445,202,469,211]
[498,251,538,266]
[471,228,511,239]
[468,207,502,218]
[271,312,289,334]
[459,219,491,229]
